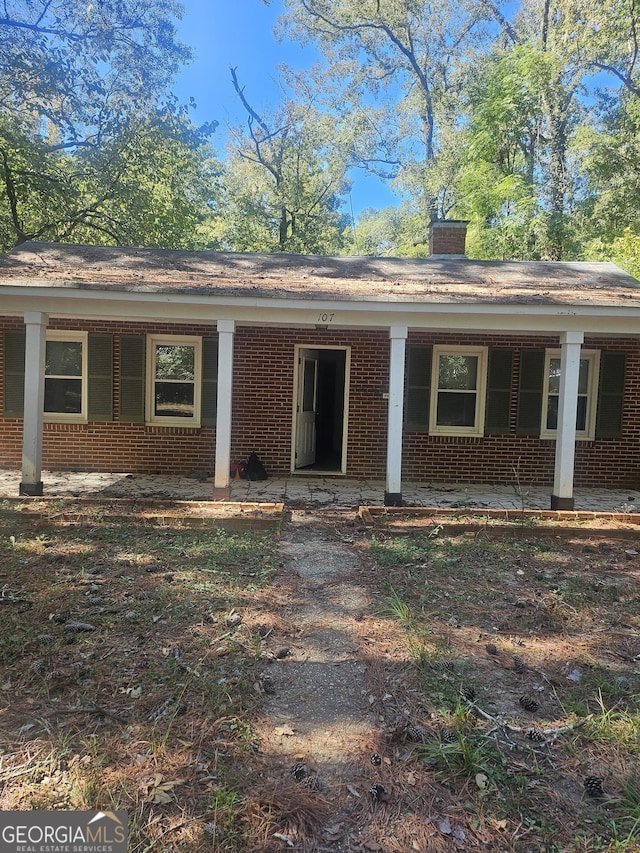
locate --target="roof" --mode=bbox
[0,241,639,307]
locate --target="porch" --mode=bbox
[0,468,637,513]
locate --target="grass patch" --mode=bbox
[0,506,279,852]
[368,528,640,852]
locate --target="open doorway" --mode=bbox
[293,346,349,473]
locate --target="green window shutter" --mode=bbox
[119,335,145,423]
[516,349,545,435]
[87,333,113,422]
[3,330,25,418]
[485,348,513,435]
[201,337,218,426]
[596,351,626,438]
[404,345,432,432]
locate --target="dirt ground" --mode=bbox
[0,503,639,852]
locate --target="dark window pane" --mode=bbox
[46,341,82,376]
[547,394,588,431]
[45,378,82,413]
[547,394,559,429]
[578,359,589,394]
[438,355,478,391]
[548,358,561,394]
[155,382,194,418]
[155,345,194,381]
[436,391,477,426]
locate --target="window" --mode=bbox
[146,335,201,426]
[429,346,487,436]
[541,350,600,440]
[44,332,87,422]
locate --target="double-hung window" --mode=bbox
[44,331,87,422]
[429,346,487,436]
[541,349,600,440]
[146,335,202,426]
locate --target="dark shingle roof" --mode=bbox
[0,241,638,306]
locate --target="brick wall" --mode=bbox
[0,318,218,474]
[403,331,640,489]
[1,317,639,488]
[230,327,389,477]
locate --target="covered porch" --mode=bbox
[0,468,637,513]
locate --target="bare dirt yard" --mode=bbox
[0,499,639,852]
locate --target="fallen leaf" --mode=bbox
[437,817,452,834]
[274,725,294,737]
[407,772,417,786]
[475,772,489,790]
[273,832,294,847]
[346,785,361,798]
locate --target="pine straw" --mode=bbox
[242,782,333,851]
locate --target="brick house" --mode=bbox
[1,221,639,508]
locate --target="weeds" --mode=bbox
[369,527,640,852]
[0,509,279,852]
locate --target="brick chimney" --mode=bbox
[429,220,468,258]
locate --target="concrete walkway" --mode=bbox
[0,468,637,512]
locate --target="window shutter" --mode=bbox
[516,349,545,435]
[596,351,626,438]
[87,333,113,421]
[201,337,218,426]
[485,348,513,434]
[404,345,432,432]
[3,330,25,418]
[119,335,145,423]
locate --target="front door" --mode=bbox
[295,349,319,468]
[293,346,349,472]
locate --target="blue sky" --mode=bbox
[171,0,396,214]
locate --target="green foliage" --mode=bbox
[216,74,351,253]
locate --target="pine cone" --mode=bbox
[404,724,431,743]
[436,659,456,673]
[303,774,321,791]
[460,685,476,703]
[440,726,457,743]
[584,776,604,797]
[519,693,539,713]
[291,762,308,782]
[526,727,546,742]
[369,783,387,800]
[370,753,382,766]
[485,643,498,655]
[513,655,526,673]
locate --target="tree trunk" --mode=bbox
[546,101,567,261]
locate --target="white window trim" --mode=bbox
[541,349,600,441]
[429,345,488,437]
[146,335,202,427]
[44,331,88,424]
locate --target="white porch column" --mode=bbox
[385,325,408,506]
[551,330,584,510]
[20,311,48,496]
[214,319,235,494]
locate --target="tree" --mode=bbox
[214,68,350,253]
[281,0,640,262]
[0,0,210,249]
[279,0,491,222]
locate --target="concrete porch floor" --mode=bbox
[0,468,638,513]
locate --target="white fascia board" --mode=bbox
[1,285,640,336]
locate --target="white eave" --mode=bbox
[1,281,640,336]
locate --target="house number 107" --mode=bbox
[317,313,334,323]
